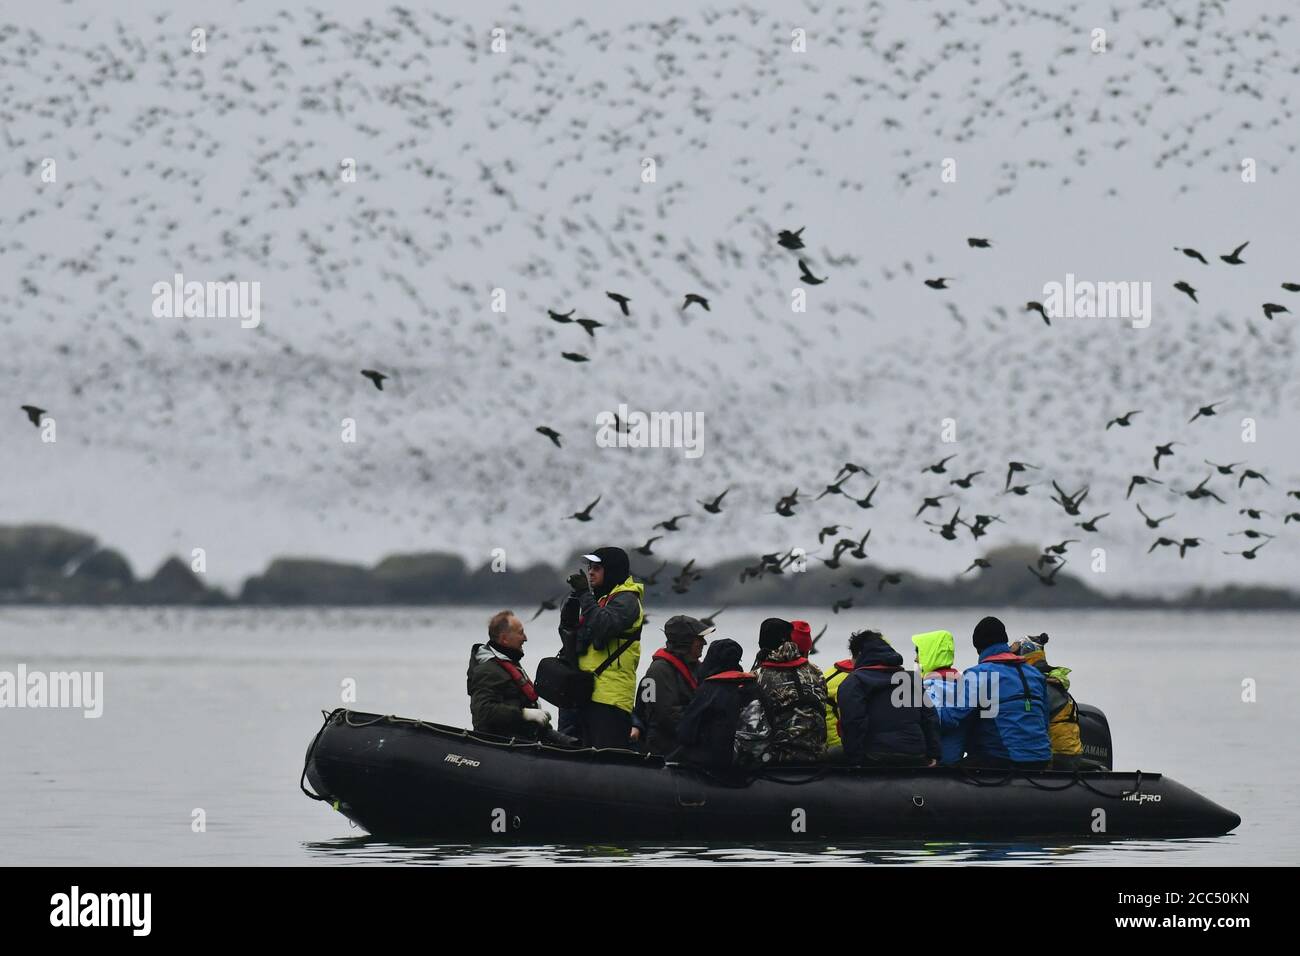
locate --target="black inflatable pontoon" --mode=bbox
[301,708,1239,841]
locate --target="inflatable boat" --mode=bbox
[301,708,1240,841]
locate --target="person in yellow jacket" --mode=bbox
[822,630,876,756]
[1010,635,1083,770]
[561,546,645,748]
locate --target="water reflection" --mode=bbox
[303,835,1232,865]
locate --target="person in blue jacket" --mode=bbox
[939,616,1052,769]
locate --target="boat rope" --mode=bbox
[299,708,339,802]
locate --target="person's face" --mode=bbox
[587,563,606,590]
[498,616,527,653]
[688,637,705,663]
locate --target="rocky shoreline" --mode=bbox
[2,524,1296,610]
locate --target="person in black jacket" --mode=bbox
[673,638,762,767]
[837,632,940,767]
[631,615,711,754]
[468,610,576,745]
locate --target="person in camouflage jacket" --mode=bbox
[736,619,828,764]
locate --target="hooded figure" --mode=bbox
[1010,636,1082,769]
[837,633,941,766]
[742,626,828,764]
[910,630,966,765]
[560,546,645,748]
[938,616,1052,768]
[822,629,876,751]
[674,638,763,767]
[632,615,711,754]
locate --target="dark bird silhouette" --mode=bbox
[1044,539,1079,556]
[777,227,805,250]
[923,454,957,474]
[561,351,589,363]
[915,494,949,518]
[962,558,991,574]
[1148,537,1178,554]
[967,238,992,248]
[835,462,874,480]
[819,524,851,544]
[1136,504,1174,528]
[831,597,854,615]
[1238,469,1269,489]
[1174,247,1208,264]
[1185,475,1225,503]
[699,607,728,628]
[924,277,952,290]
[1205,460,1244,475]
[816,476,849,500]
[1173,281,1198,303]
[927,508,966,541]
[1076,513,1109,532]
[1219,241,1249,264]
[809,624,828,655]
[852,481,881,509]
[566,496,601,521]
[548,309,575,323]
[360,369,387,391]
[1178,538,1204,559]
[535,426,562,448]
[878,572,903,591]
[1025,301,1051,326]
[653,514,689,532]
[1050,481,1089,516]
[1028,561,1065,586]
[1239,508,1269,520]
[529,595,561,621]
[698,489,730,514]
[1188,400,1225,423]
[634,536,662,556]
[1004,483,1037,497]
[848,530,871,559]
[1229,529,1274,541]
[682,294,710,311]
[1005,461,1039,490]
[20,405,46,427]
[576,317,603,337]
[605,292,631,316]
[1127,475,1163,499]
[1224,542,1269,560]
[1262,303,1290,320]
[1106,410,1140,429]
[950,470,984,489]
[1153,442,1180,470]
[1282,283,1300,293]
[798,259,827,285]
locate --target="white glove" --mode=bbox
[521,708,551,726]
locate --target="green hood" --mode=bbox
[911,630,955,675]
[1047,665,1072,691]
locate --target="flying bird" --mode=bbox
[682,294,710,311]
[20,405,46,427]
[777,227,805,250]
[1219,241,1249,264]
[1106,410,1140,429]
[360,369,387,391]
[535,426,562,448]
[798,259,828,285]
[566,496,601,522]
[605,292,631,316]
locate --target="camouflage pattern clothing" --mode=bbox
[736,640,828,764]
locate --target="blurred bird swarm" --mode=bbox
[595,404,704,459]
[1041,274,1153,329]
[151,273,261,329]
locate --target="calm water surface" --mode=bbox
[0,606,1292,865]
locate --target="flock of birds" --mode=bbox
[5,1,1300,604]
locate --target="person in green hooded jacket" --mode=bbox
[910,629,966,765]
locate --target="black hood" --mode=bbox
[589,546,630,597]
[853,634,904,668]
[699,638,743,679]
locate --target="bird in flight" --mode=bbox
[922,454,957,475]
[20,405,46,427]
[548,309,575,324]
[777,227,805,250]
[950,471,984,489]
[566,496,601,521]
[1005,460,1039,490]
[634,536,662,556]
[529,595,561,622]
[924,277,952,290]
[1076,513,1109,533]
[360,369,387,391]
[967,238,992,248]
[682,293,710,311]
[605,292,631,316]
[1105,410,1140,429]
[535,426,562,448]
[1136,503,1174,528]
[798,259,828,285]
[1127,475,1163,499]
[698,489,729,514]
[1219,241,1249,264]
[1174,247,1208,264]
[561,351,589,363]
[653,514,690,532]
[1262,303,1289,321]
[1173,281,1198,303]
[1025,301,1051,326]
[1189,400,1225,423]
